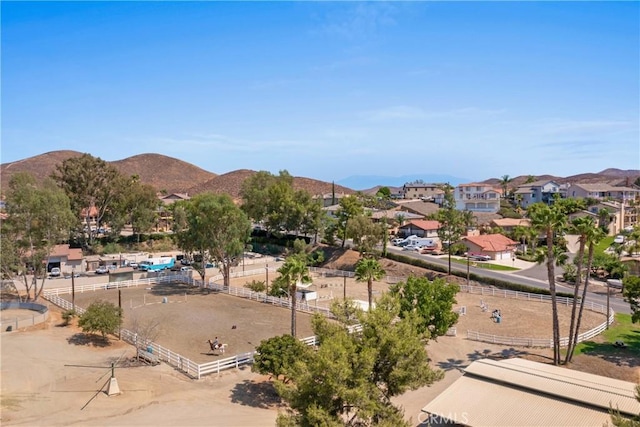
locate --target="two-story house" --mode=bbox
[454,183,501,213]
[402,182,446,200]
[514,180,564,209]
[566,183,639,204]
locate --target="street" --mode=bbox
[386,246,630,314]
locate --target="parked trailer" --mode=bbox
[138,257,175,272]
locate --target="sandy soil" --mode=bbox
[2,249,637,426]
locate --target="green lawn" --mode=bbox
[450,257,519,272]
[572,313,640,357]
[594,236,615,256]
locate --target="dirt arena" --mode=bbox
[1,269,631,427]
[67,282,316,363]
[61,271,607,367]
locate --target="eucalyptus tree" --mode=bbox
[276,255,311,337]
[528,202,567,365]
[52,153,124,246]
[176,193,251,287]
[240,170,276,225]
[335,195,364,248]
[389,276,459,338]
[430,184,465,275]
[1,173,75,301]
[118,178,160,242]
[274,294,442,426]
[354,257,386,311]
[348,214,385,255]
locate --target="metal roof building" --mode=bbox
[422,358,639,426]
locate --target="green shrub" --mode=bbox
[61,309,77,326]
[245,280,266,292]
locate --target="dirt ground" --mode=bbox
[2,249,638,426]
[66,283,316,363]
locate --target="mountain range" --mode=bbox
[1,151,638,198]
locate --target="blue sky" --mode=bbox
[2,1,639,183]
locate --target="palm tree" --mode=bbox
[355,257,386,311]
[277,256,311,337]
[564,216,595,364]
[567,225,605,362]
[529,202,567,365]
[500,175,512,199]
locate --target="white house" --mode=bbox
[514,180,563,209]
[455,183,502,213]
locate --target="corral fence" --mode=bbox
[42,273,328,379]
[42,270,616,377]
[462,284,615,347]
[0,301,49,332]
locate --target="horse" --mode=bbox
[207,339,227,354]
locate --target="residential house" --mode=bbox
[514,180,564,209]
[157,193,191,232]
[583,201,628,235]
[397,220,441,238]
[567,183,639,204]
[47,244,84,274]
[394,200,440,219]
[455,183,502,213]
[314,192,350,208]
[489,218,532,234]
[402,182,446,200]
[461,233,518,260]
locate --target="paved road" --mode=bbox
[387,247,630,314]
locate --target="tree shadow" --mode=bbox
[466,347,533,362]
[229,379,282,409]
[436,358,467,372]
[577,330,640,367]
[148,282,211,297]
[67,333,111,347]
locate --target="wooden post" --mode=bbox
[118,289,122,340]
[343,275,346,300]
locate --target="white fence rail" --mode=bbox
[464,283,615,348]
[42,270,617,376]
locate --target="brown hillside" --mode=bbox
[111,153,216,194]
[187,169,256,199]
[483,170,640,190]
[1,150,85,191]
[187,170,355,199]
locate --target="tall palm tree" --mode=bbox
[277,256,311,337]
[529,202,567,365]
[355,257,386,311]
[567,225,605,362]
[500,175,512,199]
[564,216,595,363]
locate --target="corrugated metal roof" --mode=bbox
[465,359,639,415]
[422,374,613,427]
[421,358,639,427]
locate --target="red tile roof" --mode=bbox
[400,220,441,231]
[463,234,518,252]
[49,244,83,261]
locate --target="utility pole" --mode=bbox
[71,267,76,311]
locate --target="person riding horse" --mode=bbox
[207,338,225,353]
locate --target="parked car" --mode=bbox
[49,267,61,277]
[129,262,139,269]
[95,266,109,274]
[180,258,192,266]
[403,244,421,251]
[392,238,404,246]
[614,235,625,244]
[467,253,491,261]
[180,266,193,272]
